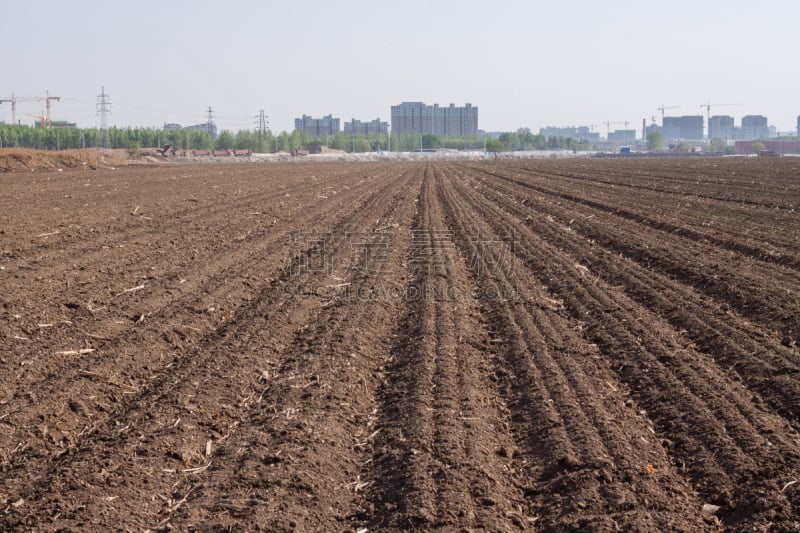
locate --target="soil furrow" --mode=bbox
[172,166,419,531]
[454,164,800,530]
[0,164,414,530]
[438,165,716,531]
[0,166,394,467]
[463,168,800,423]
[476,161,800,262]
[509,159,800,210]
[2,159,799,531]
[366,165,528,531]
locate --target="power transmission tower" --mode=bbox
[255,110,269,153]
[206,106,216,140]
[97,86,111,148]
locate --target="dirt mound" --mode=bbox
[0,148,130,172]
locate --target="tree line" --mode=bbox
[0,123,592,153]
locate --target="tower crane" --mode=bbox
[25,111,48,126]
[0,94,44,125]
[604,120,628,137]
[700,101,741,138]
[44,91,61,127]
[657,105,680,123]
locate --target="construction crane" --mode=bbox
[16,92,62,127]
[0,98,9,123]
[0,94,45,125]
[700,101,741,138]
[0,96,16,123]
[25,111,48,127]
[44,91,61,127]
[657,105,680,123]
[604,120,628,137]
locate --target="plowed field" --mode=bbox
[1,158,799,532]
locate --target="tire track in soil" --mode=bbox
[437,165,716,531]
[364,164,531,532]
[0,164,416,531]
[0,165,390,469]
[454,164,800,530]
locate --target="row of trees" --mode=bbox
[0,123,595,154]
[0,125,218,152]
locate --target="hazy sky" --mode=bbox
[3,0,799,135]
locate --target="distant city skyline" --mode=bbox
[1,1,799,134]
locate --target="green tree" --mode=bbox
[708,138,727,153]
[125,140,141,157]
[2,126,19,147]
[276,131,290,152]
[531,134,547,150]
[485,138,504,159]
[498,132,520,151]
[355,136,371,152]
[234,129,251,150]
[289,129,309,150]
[402,132,422,151]
[330,133,348,151]
[647,131,665,151]
[750,141,766,154]
[422,134,443,150]
[215,130,235,150]
[184,130,212,150]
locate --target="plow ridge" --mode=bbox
[1,159,799,531]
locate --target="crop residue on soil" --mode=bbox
[1,157,799,532]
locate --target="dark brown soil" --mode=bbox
[1,157,799,532]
